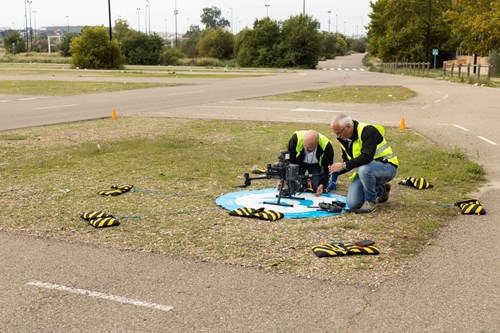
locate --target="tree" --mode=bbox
[444,0,500,56]
[197,27,234,59]
[320,32,336,59]
[200,6,230,29]
[121,31,164,65]
[113,18,132,41]
[367,0,454,62]
[180,25,201,58]
[3,31,27,54]
[235,18,282,67]
[279,15,322,68]
[59,33,79,57]
[70,26,124,69]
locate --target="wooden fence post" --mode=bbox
[487,65,492,83]
[451,63,454,77]
[477,65,481,82]
[458,64,462,78]
[467,64,471,79]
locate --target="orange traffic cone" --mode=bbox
[399,117,406,130]
[111,109,117,120]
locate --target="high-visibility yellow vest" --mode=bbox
[341,123,398,167]
[295,131,331,166]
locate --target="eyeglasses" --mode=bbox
[334,125,348,137]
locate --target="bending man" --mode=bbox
[328,114,398,213]
[288,130,334,196]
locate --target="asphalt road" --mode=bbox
[1,53,499,332]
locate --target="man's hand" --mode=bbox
[329,162,344,174]
[315,184,324,196]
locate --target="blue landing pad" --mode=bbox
[216,188,348,219]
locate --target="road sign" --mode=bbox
[432,49,439,56]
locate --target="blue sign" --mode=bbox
[432,49,439,56]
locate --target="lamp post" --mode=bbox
[303,0,305,15]
[174,0,178,47]
[66,16,69,35]
[229,7,233,34]
[137,8,141,31]
[265,4,270,18]
[328,10,331,33]
[335,14,338,33]
[144,1,148,34]
[147,0,151,35]
[27,0,32,50]
[32,10,37,43]
[360,16,364,37]
[24,0,28,50]
[107,0,112,40]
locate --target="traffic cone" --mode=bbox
[399,117,406,130]
[111,109,117,120]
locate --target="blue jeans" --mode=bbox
[301,163,322,190]
[346,161,397,209]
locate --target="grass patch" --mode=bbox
[262,85,416,103]
[0,80,179,95]
[0,118,484,282]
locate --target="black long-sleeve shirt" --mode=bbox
[337,121,383,173]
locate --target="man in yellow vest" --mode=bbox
[287,130,334,196]
[328,114,398,213]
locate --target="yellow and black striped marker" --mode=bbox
[229,207,284,221]
[398,176,433,190]
[97,184,134,196]
[312,242,380,257]
[455,199,486,215]
[81,211,120,228]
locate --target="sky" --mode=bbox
[3,0,373,37]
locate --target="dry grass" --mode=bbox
[0,118,484,284]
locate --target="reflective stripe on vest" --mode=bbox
[340,123,399,166]
[295,131,331,166]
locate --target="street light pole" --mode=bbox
[335,14,338,33]
[265,4,270,18]
[145,3,148,35]
[174,0,178,47]
[328,11,331,33]
[148,0,151,35]
[303,0,305,15]
[32,10,37,44]
[137,8,141,31]
[24,0,28,50]
[229,7,233,34]
[107,0,112,40]
[27,0,32,50]
[66,16,69,35]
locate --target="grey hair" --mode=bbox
[332,113,353,128]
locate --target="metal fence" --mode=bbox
[383,62,431,73]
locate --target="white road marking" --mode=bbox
[477,136,498,145]
[199,105,351,113]
[434,99,441,103]
[0,100,12,103]
[290,107,347,113]
[421,104,432,110]
[443,94,449,99]
[33,104,79,110]
[166,90,204,97]
[17,97,39,101]
[453,124,469,132]
[27,280,174,312]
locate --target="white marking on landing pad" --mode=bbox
[27,280,174,312]
[477,136,498,145]
[453,124,469,132]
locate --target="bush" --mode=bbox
[3,31,27,54]
[160,47,185,65]
[197,27,234,60]
[70,26,124,69]
[121,31,164,65]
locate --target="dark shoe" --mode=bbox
[356,201,377,214]
[378,183,391,203]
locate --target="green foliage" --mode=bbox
[280,15,322,68]
[320,32,336,59]
[200,6,230,29]
[235,18,282,67]
[160,47,185,65]
[197,27,234,60]
[368,0,454,62]
[113,19,132,41]
[70,26,124,69]
[121,31,164,65]
[180,25,202,58]
[489,51,500,76]
[3,31,27,54]
[235,15,322,69]
[444,0,500,56]
[59,33,79,57]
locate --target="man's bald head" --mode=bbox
[303,130,319,152]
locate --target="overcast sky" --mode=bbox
[3,0,372,37]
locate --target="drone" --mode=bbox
[236,151,326,207]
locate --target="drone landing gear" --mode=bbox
[263,179,305,207]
